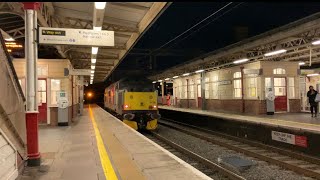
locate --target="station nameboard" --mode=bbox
[38,27,114,46]
[69,69,91,76]
[243,68,262,75]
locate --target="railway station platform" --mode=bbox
[17,104,211,180]
[158,105,320,157]
[159,105,320,133]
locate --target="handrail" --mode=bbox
[0,33,26,102]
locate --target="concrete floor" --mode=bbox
[17,113,105,180]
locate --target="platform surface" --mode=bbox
[159,105,320,134]
[18,105,211,180]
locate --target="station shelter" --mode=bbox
[161,61,301,115]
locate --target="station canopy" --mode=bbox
[150,12,320,81]
[0,2,169,83]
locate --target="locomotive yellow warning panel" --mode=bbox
[123,92,158,111]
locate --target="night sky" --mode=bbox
[115,2,320,73]
[86,2,320,100]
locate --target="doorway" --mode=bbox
[274,77,287,112]
[38,78,47,123]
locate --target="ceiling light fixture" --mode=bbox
[91,65,95,69]
[307,73,319,77]
[93,26,102,31]
[91,70,94,74]
[312,40,320,45]
[94,2,106,9]
[173,76,179,78]
[91,59,96,63]
[182,73,190,76]
[165,78,170,81]
[152,81,156,83]
[299,62,305,65]
[92,47,98,54]
[233,58,249,64]
[264,49,287,57]
[5,37,15,41]
[195,69,204,73]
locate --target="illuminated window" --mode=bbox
[211,76,219,99]
[189,85,195,99]
[233,72,242,98]
[247,78,257,98]
[233,72,241,78]
[38,79,46,105]
[273,68,286,75]
[205,83,209,99]
[274,78,286,96]
[51,79,61,105]
[288,77,295,98]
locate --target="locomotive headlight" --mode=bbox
[149,105,157,109]
[124,113,135,120]
[151,113,161,120]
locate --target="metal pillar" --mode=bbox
[200,72,206,110]
[79,76,84,115]
[161,81,165,105]
[240,67,245,113]
[23,2,41,167]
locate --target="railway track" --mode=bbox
[145,132,246,180]
[159,118,320,179]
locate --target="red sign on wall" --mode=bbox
[295,135,308,148]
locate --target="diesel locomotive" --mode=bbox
[104,77,160,130]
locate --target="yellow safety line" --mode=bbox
[88,105,118,180]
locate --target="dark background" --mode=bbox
[83,2,320,102]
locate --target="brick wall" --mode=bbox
[289,99,301,112]
[176,99,196,109]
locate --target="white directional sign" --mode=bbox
[38,27,114,46]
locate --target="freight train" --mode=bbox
[104,77,160,130]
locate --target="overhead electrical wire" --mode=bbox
[154,2,234,53]
[134,2,242,65]
[167,2,244,50]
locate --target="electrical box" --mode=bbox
[57,91,69,126]
[266,87,275,115]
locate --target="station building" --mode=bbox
[12,58,82,126]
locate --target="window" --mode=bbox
[37,80,46,105]
[234,79,242,98]
[205,83,209,99]
[233,72,241,78]
[247,78,257,98]
[212,76,219,99]
[265,77,272,88]
[274,78,286,96]
[273,68,286,75]
[51,79,61,105]
[183,85,188,99]
[233,72,242,98]
[189,85,195,99]
[288,77,295,98]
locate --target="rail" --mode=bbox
[160,118,320,179]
